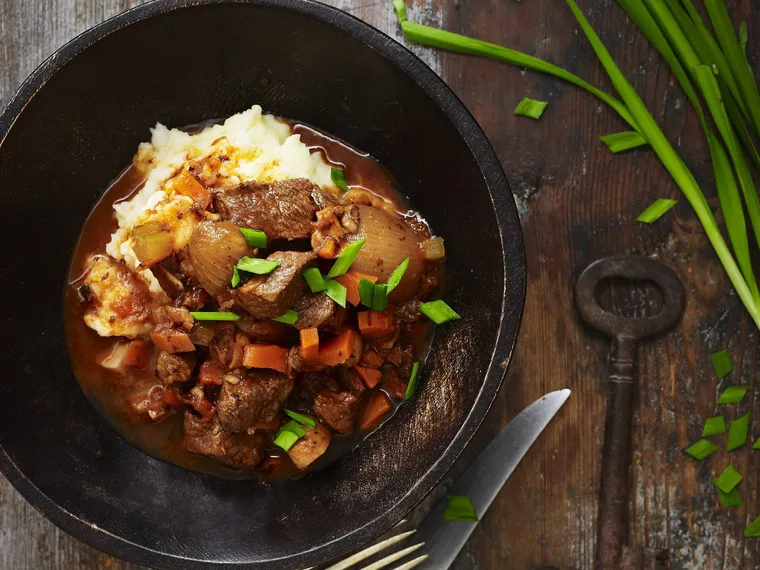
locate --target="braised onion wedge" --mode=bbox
[188,221,249,297]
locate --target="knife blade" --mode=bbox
[413,389,571,569]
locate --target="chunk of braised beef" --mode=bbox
[293,293,345,331]
[217,370,294,432]
[155,350,196,385]
[395,299,422,324]
[209,323,249,369]
[381,367,408,400]
[173,285,210,312]
[184,413,266,469]
[214,179,322,240]
[419,273,439,298]
[295,372,340,402]
[232,251,316,318]
[236,319,291,343]
[197,360,225,386]
[339,368,366,397]
[313,390,359,435]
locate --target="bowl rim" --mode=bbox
[0,0,527,568]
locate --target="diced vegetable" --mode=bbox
[167,171,211,210]
[331,167,349,191]
[718,487,743,507]
[122,340,152,368]
[323,278,347,308]
[420,299,460,324]
[727,413,751,451]
[403,362,421,401]
[371,283,389,311]
[386,258,410,292]
[745,516,760,538]
[600,131,648,154]
[197,360,225,386]
[358,309,397,339]
[288,423,331,470]
[242,344,289,373]
[299,328,320,361]
[702,416,726,437]
[150,327,196,354]
[717,386,748,404]
[315,239,336,259]
[235,256,281,275]
[272,310,298,325]
[360,349,385,369]
[754,437,760,450]
[684,439,719,461]
[284,409,317,429]
[239,228,268,248]
[360,391,393,429]
[421,237,446,261]
[273,429,300,452]
[133,230,173,268]
[314,329,355,367]
[355,366,382,389]
[711,349,734,377]
[443,495,479,521]
[359,278,377,308]
[303,267,327,293]
[636,198,678,224]
[335,270,378,306]
[514,97,549,120]
[190,311,241,321]
[189,322,216,346]
[327,239,366,278]
[189,221,249,297]
[98,342,129,371]
[714,464,743,494]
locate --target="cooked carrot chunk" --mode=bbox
[360,392,393,429]
[315,329,355,367]
[242,344,289,373]
[335,270,378,306]
[299,327,320,361]
[355,366,382,389]
[357,309,397,339]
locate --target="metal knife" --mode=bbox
[413,389,571,569]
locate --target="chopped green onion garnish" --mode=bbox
[685,439,719,461]
[231,266,241,288]
[190,311,241,321]
[273,430,300,452]
[442,495,479,522]
[636,198,678,223]
[711,349,734,377]
[358,278,376,308]
[753,437,760,450]
[718,487,743,507]
[323,278,347,308]
[386,258,410,292]
[702,416,727,437]
[404,362,420,402]
[281,420,307,438]
[420,299,460,325]
[330,167,349,191]
[236,256,281,275]
[372,284,389,312]
[717,386,748,405]
[740,22,748,56]
[714,464,743,494]
[303,267,327,293]
[746,516,760,538]
[600,131,648,154]
[283,409,316,429]
[727,413,751,451]
[513,97,548,120]
[327,239,366,278]
[240,228,268,248]
[392,0,407,22]
[272,310,298,325]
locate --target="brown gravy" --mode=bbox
[64,119,435,480]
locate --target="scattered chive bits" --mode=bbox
[600,131,647,154]
[403,362,421,402]
[636,198,678,224]
[727,413,751,451]
[231,266,241,288]
[386,258,410,291]
[235,257,281,275]
[323,278,347,308]
[303,267,327,293]
[513,97,548,120]
[420,300,460,325]
[685,439,719,461]
[371,284,389,312]
[717,386,748,405]
[358,258,409,311]
[272,310,298,325]
[443,495,479,522]
[330,167,349,191]
[718,487,743,508]
[273,420,309,452]
[747,517,760,538]
[714,464,743,494]
[239,228,268,248]
[358,278,376,308]
[283,410,316,430]
[190,311,241,321]
[327,239,366,278]
[753,438,760,451]
[711,349,733,378]
[702,416,726,437]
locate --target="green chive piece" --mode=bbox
[727,413,751,451]
[323,278,347,308]
[703,416,727,437]
[386,258,410,292]
[190,311,241,321]
[420,300,461,325]
[330,167,349,192]
[740,22,748,56]
[272,310,298,325]
[600,131,648,154]
[746,516,760,538]
[231,265,241,288]
[717,386,748,405]
[327,239,366,278]
[636,199,678,223]
[236,257,281,275]
[240,228,268,248]
[280,420,307,438]
[303,267,327,293]
[714,464,743,494]
[392,0,407,22]
[514,97,548,120]
[717,487,743,507]
[753,437,760,450]
[372,284,389,312]
[273,429,299,452]
[283,409,316,429]
[685,439,719,461]
[442,495,479,522]
[358,278,376,308]
[711,349,733,377]
[404,362,421,402]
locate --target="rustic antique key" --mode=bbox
[575,256,685,570]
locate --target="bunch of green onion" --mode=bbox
[392,0,760,332]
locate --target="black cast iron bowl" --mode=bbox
[0,1,525,568]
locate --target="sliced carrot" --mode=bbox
[315,329,355,367]
[198,360,225,386]
[315,239,336,259]
[360,349,385,369]
[360,392,393,430]
[355,366,382,389]
[242,344,289,374]
[358,309,397,339]
[168,171,211,210]
[335,270,378,306]
[299,328,320,361]
[122,339,152,368]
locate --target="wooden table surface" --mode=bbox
[2,0,760,568]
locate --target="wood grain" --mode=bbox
[1,0,760,569]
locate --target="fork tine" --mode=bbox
[391,554,429,570]
[323,530,417,570]
[358,542,424,570]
